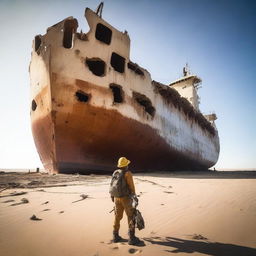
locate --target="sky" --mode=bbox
[0,0,255,170]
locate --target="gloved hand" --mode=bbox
[131,194,138,208]
[111,196,114,202]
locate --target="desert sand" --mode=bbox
[0,171,256,256]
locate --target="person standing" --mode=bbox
[109,157,141,245]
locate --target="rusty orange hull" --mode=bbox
[32,101,208,173]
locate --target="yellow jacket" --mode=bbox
[124,170,135,195]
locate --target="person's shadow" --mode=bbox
[143,236,256,256]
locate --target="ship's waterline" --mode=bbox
[30,5,219,173]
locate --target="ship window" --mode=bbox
[128,62,144,76]
[63,19,78,49]
[133,92,155,117]
[32,100,37,111]
[111,52,125,73]
[109,84,123,103]
[34,35,41,54]
[85,58,105,76]
[75,90,90,103]
[95,23,112,45]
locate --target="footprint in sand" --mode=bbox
[0,191,28,198]
[59,211,64,214]
[3,199,15,203]
[42,208,51,212]
[72,194,89,203]
[10,198,29,206]
[30,214,42,221]
[191,234,208,240]
[128,248,142,254]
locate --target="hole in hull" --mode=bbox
[34,35,41,54]
[128,62,144,76]
[109,84,123,103]
[111,52,125,73]
[85,58,106,76]
[95,23,112,45]
[133,92,155,117]
[63,19,78,49]
[32,100,37,111]
[75,91,90,103]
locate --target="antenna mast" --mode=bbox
[183,63,190,77]
[96,2,104,18]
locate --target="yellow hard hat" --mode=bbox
[117,157,131,168]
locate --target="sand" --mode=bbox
[0,171,256,256]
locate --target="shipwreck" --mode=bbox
[29,3,219,173]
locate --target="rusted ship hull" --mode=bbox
[30,6,219,173]
[32,85,211,173]
[32,105,208,173]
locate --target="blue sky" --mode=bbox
[0,0,255,170]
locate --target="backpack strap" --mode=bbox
[114,169,127,176]
[113,169,122,176]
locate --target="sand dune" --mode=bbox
[0,171,256,256]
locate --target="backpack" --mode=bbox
[109,169,130,197]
